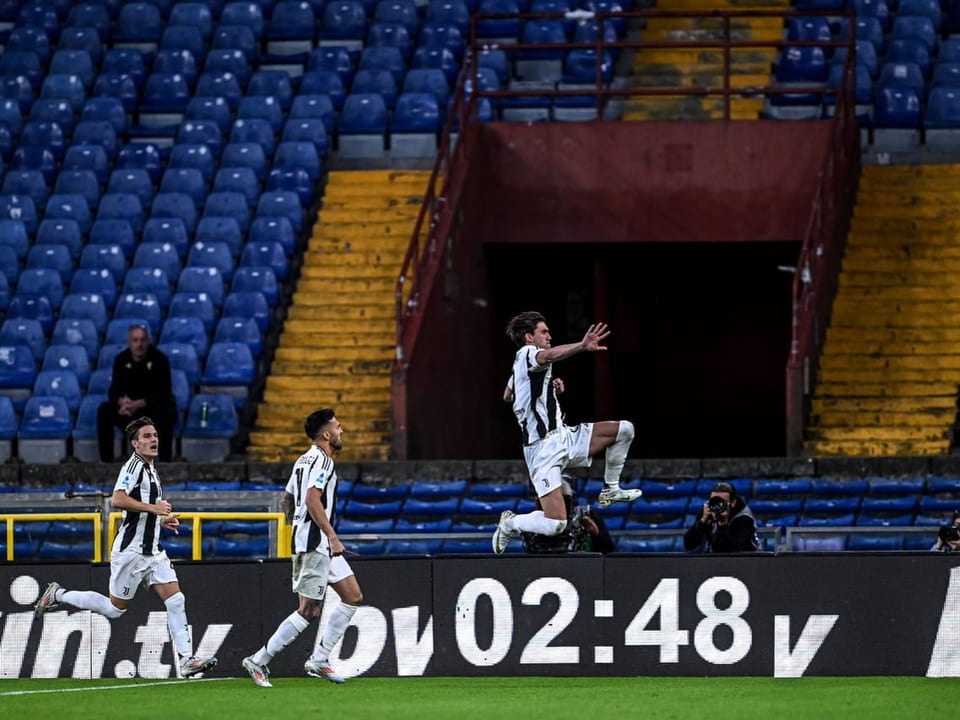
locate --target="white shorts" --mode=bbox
[109,550,178,600]
[291,553,355,600]
[523,423,594,498]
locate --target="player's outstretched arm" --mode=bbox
[536,323,610,365]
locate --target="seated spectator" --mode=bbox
[683,481,760,553]
[522,477,615,554]
[97,324,176,462]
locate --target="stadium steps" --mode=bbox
[247,170,430,463]
[621,0,785,121]
[805,164,960,457]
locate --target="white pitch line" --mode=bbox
[0,677,232,697]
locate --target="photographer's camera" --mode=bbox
[939,524,960,544]
[707,496,728,514]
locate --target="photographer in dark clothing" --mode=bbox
[683,481,760,553]
[97,324,177,463]
[522,478,616,554]
[932,511,960,552]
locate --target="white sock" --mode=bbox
[511,510,567,536]
[60,590,125,619]
[312,603,359,662]
[603,420,635,488]
[164,592,192,661]
[255,611,310,665]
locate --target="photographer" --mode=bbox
[932,511,960,552]
[683,481,760,553]
[522,478,616,554]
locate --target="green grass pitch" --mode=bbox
[2,677,959,720]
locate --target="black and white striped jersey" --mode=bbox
[112,453,164,556]
[509,344,561,446]
[285,444,338,555]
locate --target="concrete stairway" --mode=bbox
[247,170,431,463]
[622,0,787,121]
[806,164,960,456]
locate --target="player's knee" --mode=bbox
[104,604,126,619]
[618,420,635,442]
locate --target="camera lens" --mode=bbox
[707,497,728,514]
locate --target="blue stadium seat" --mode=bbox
[159,168,208,211]
[426,0,470,33]
[873,86,922,128]
[17,268,64,310]
[375,0,420,35]
[64,143,112,185]
[177,266,226,306]
[169,1,214,37]
[107,169,155,211]
[93,73,140,114]
[412,46,460,85]
[160,26,207,63]
[0,220,28,260]
[249,216,295,255]
[319,0,369,45]
[0,194,38,235]
[22,121,66,161]
[97,342,127,370]
[266,167,314,206]
[212,168,260,211]
[897,0,941,29]
[161,316,210,360]
[230,118,277,157]
[289,95,337,133]
[133,241,183,283]
[2,169,49,211]
[338,518,396,533]
[33,370,82,413]
[36,219,82,260]
[220,144,269,183]
[344,499,404,518]
[233,267,279,305]
[384,539,442,555]
[11,146,56,188]
[185,95,233,133]
[51,318,100,361]
[151,192,199,235]
[247,70,294,110]
[25,245,73,284]
[7,28,51,65]
[183,392,238,436]
[196,217,244,260]
[195,71,243,111]
[114,293,164,337]
[59,293,109,335]
[168,143,216,185]
[256,191,304,233]
[276,140,323,180]
[81,97,128,134]
[860,495,917,513]
[0,52,42,94]
[29,99,74,136]
[115,2,164,50]
[850,0,891,31]
[214,317,263,357]
[124,268,173,309]
[66,3,112,39]
[6,295,54,335]
[0,343,38,400]
[178,120,224,156]
[927,476,960,493]
[221,1,265,37]
[360,46,406,84]
[367,22,414,60]
[202,341,255,387]
[925,87,960,129]
[79,244,127,283]
[222,291,270,332]
[267,0,317,56]
[237,95,285,132]
[301,72,349,112]
[142,218,190,259]
[240,241,289,282]
[204,190,253,234]
[53,171,100,212]
[97,192,145,234]
[839,17,885,55]
[307,46,355,84]
[169,292,217,331]
[159,341,202,385]
[171,367,190,417]
[391,92,442,135]
[188,241,236,283]
[40,74,86,112]
[101,49,148,89]
[846,534,903,551]
[408,479,468,497]
[42,344,91,388]
[73,392,108,446]
[211,25,259,63]
[0,75,33,116]
[856,512,914,526]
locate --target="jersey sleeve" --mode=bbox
[519,345,547,373]
[113,469,134,495]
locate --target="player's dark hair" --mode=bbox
[506,311,545,348]
[305,408,336,440]
[125,416,154,444]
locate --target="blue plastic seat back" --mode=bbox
[161,316,210,359]
[873,86,922,127]
[205,190,253,233]
[7,295,54,335]
[229,118,277,156]
[321,0,369,40]
[212,168,260,210]
[360,45,406,83]
[222,291,270,332]
[214,317,263,357]
[281,118,330,157]
[289,94,337,132]
[74,393,107,439]
[307,46,355,84]
[247,70,294,110]
[158,341,201,384]
[232,267,278,305]
[177,266,226,306]
[178,120,224,155]
[169,292,218,332]
[33,371,82,413]
[426,0,470,33]
[51,317,100,361]
[392,92,441,132]
[2,169,49,210]
[18,267,64,309]
[196,216,244,258]
[926,87,960,126]
[220,143,268,183]
[79,244,127,283]
[142,218,190,259]
[183,392,238,436]
[187,241,235,283]
[123,268,173,309]
[97,192,145,234]
[221,1,265,37]
[249,216,296,255]
[36,218,82,260]
[88,366,114,395]
[366,21,414,59]
[151,192,199,235]
[53,171,100,212]
[159,168,208,210]
[202,341,254,384]
[115,2,164,43]
[185,95,233,133]
[256,191,304,233]
[0,220,28,259]
[413,46,460,85]
[59,293,109,334]
[0,343,38,390]
[211,25,259,62]
[133,241,183,282]
[114,294,162,337]
[42,344,92,387]
[0,193,38,234]
[64,141,113,182]
[101,49,147,89]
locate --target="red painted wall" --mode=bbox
[403,121,832,459]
